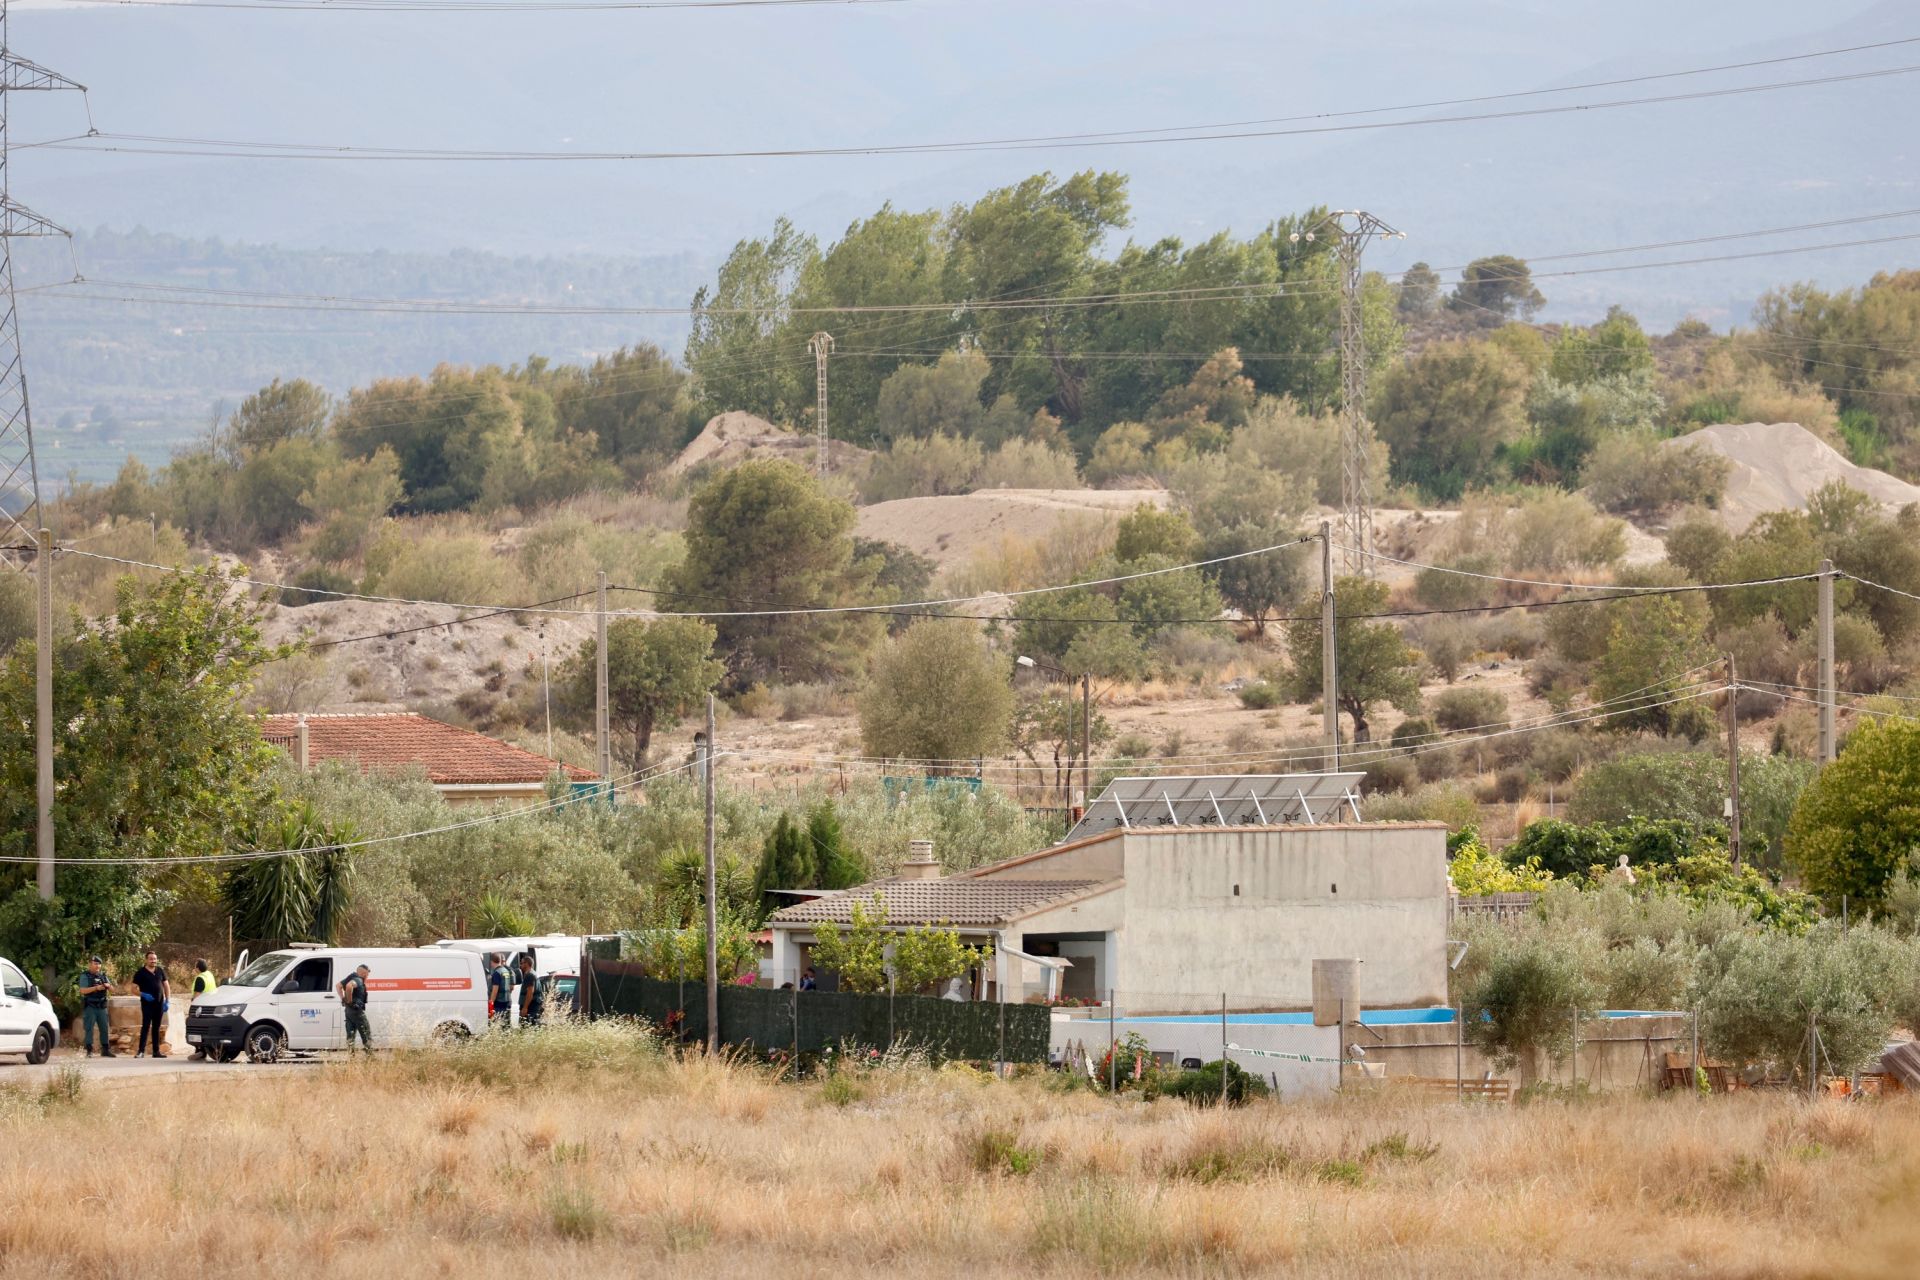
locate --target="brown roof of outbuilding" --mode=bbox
[260,712,596,786]
[768,878,1113,928]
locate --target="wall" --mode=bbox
[969,832,1125,883]
[1111,825,1449,1012]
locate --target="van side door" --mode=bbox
[0,960,35,1055]
[274,957,340,1050]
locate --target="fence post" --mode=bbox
[1220,993,1229,1106]
[1455,1003,1463,1102]
[1692,1006,1702,1096]
[791,982,799,1068]
[1808,1008,1819,1101]
[1108,988,1116,1093]
[1338,997,1347,1093]
[997,993,1007,1078]
[888,970,896,1052]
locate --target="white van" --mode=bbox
[186,945,487,1062]
[432,935,581,1024]
[0,955,60,1065]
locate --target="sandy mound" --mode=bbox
[856,488,1168,570]
[667,411,872,476]
[1667,421,1920,532]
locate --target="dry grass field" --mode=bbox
[1,1023,1913,1279]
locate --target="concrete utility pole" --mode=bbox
[1080,673,1091,815]
[1293,210,1404,577]
[702,693,719,1054]
[1320,519,1339,771]
[1725,654,1742,869]
[594,571,611,784]
[0,5,86,905]
[1817,558,1836,763]
[809,331,834,474]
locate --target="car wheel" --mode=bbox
[432,1020,472,1043]
[245,1024,286,1064]
[26,1026,53,1066]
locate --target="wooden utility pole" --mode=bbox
[703,693,719,1055]
[1320,519,1338,771]
[1816,558,1836,763]
[1725,654,1742,869]
[1080,673,1091,813]
[595,571,611,784]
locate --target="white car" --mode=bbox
[0,955,60,1065]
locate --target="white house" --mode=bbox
[768,774,1450,1012]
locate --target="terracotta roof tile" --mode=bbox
[260,712,595,786]
[769,878,1111,928]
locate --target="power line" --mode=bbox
[33,61,1920,163]
[58,0,911,10]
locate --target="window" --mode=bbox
[0,961,29,999]
[279,957,333,995]
[228,952,294,988]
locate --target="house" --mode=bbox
[261,711,596,807]
[768,774,1451,1012]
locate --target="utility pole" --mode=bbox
[702,693,719,1055]
[1725,654,1742,869]
[1817,558,1836,763]
[0,7,86,906]
[594,571,611,785]
[809,331,834,474]
[1320,519,1339,771]
[1294,210,1404,577]
[1080,673,1091,815]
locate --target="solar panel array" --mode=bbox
[1064,773,1366,842]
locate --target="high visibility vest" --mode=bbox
[194,972,218,996]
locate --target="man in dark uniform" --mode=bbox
[132,951,169,1058]
[516,953,544,1028]
[488,954,514,1026]
[77,957,116,1057]
[338,963,372,1053]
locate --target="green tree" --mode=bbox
[1785,717,1920,905]
[892,923,992,995]
[750,812,815,919]
[859,619,1015,766]
[1371,340,1529,500]
[218,377,330,461]
[1112,503,1199,563]
[222,800,357,949]
[563,616,723,768]
[1455,922,1600,1080]
[810,897,891,993]
[666,459,884,686]
[1398,261,1442,316]
[685,217,818,424]
[0,566,289,977]
[1286,576,1422,743]
[1589,594,1714,736]
[1547,307,1655,385]
[552,344,691,475]
[1448,255,1546,320]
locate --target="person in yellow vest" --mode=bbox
[189,959,218,1061]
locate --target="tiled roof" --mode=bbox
[260,712,596,786]
[769,878,1111,928]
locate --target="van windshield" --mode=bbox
[227,952,294,988]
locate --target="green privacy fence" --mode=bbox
[588,961,1050,1064]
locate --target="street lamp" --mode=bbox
[1016,656,1092,819]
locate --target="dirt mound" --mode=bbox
[1667,421,1920,532]
[667,411,871,476]
[855,488,1168,570]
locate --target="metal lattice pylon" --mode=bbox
[808,330,834,474]
[0,0,85,557]
[1297,210,1403,578]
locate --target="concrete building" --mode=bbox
[768,778,1450,1013]
[261,711,596,807]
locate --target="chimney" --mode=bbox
[899,839,941,880]
[296,713,310,772]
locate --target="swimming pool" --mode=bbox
[1106,1008,1680,1026]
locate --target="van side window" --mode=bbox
[0,961,29,999]
[281,957,333,994]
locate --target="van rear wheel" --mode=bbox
[26,1027,52,1065]
[432,1021,472,1043]
[244,1024,286,1064]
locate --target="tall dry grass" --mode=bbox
[0,1021,1911,1278]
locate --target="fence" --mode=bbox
[589,961,1051,1064]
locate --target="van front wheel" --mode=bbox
[26,1026,52,1065]
[244,1024,286,1064]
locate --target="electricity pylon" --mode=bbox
[1293,210,1403,577]
[808,330,833,473]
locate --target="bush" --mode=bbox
[974,438,1081,491]
[279,564,359,608]
[1413,555,1499,610]
[1420,620,1474,683]
[1391,716,1439,748]
[1785,717,1920,905]
[1430,686,1509,733]
[1361,754,1419,795]
[1366,782,1477,828]
[1568,750,1722,827]
[1482,614,1545,660]
[1237,680,1282,710]
[861,433,984,502]
[369,529,529,604]
[1584,433,1731,515]
[1161,1058,1269,1108]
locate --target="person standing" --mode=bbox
[338,963,372,1053]
[487,954,514,1026]
[799,967,818,992]
[516,954,544,1028]
[132,951,170,1058]
[189,960,219,1061]
[76,957,116,1058]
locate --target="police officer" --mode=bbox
[189,959,219,1060]
[487,954,514,1026]
[76,957,116,1058]
[516,953,544,1028]
[338,963,372,1052]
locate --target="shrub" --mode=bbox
[1237,681,1282,710]
[1450,833,1554,895]
[1420,621,1474,683]
[1361,754,1419,795]
[1784,717,1920,905]
[1568,750,1722,827]
[1366,781,1477,828]
[1161,1059,1269,1108]
[1413,555,1499,610]
[861,433,985,502]
[1430,687,1509,732]
[1482,614,1545,660]
[974,438,1081,491]
[279,564,359,608]
[1585,433,1731,515]
[1390,716,1439,748]
[371,530,529,604]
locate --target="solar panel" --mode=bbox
[1064,773,1366,843]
